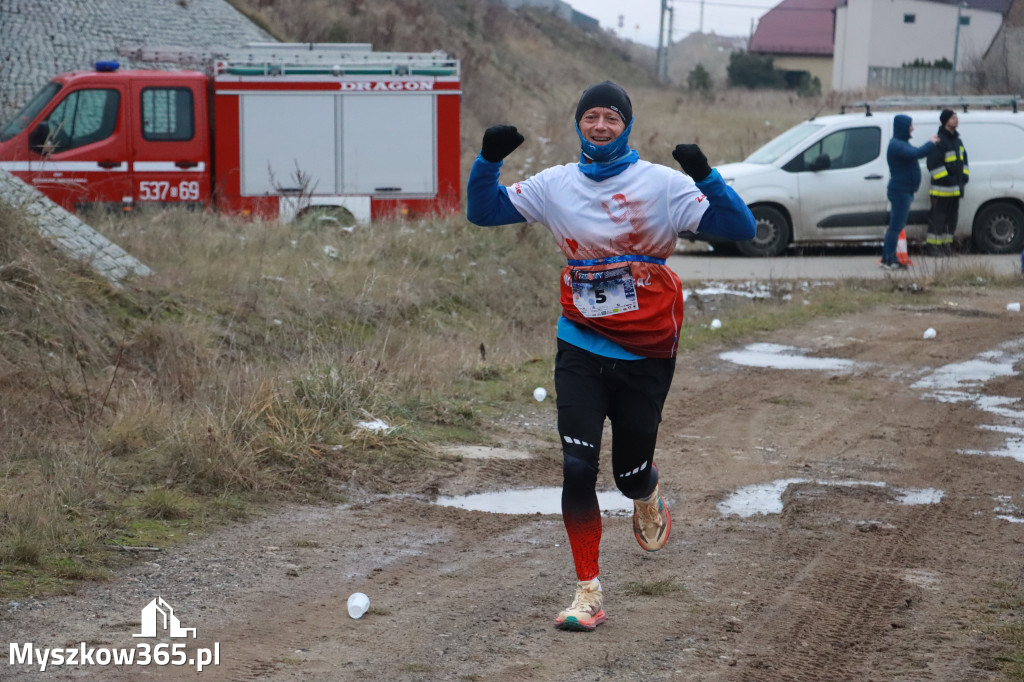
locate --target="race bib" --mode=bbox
[570,265,640,318]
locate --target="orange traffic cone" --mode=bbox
[896,229,913,266]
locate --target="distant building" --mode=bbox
[833,0,1009,91]
[748,0,846,92]
[750,0,1012,93]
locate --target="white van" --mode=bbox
[711,98,1024,257]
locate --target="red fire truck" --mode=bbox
[0,43,461,223]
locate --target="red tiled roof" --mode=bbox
[749,0,846,56]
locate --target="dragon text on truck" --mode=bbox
[0,43,462,224]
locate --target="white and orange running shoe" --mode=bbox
[554,579,606,631]
[633,482,671,552]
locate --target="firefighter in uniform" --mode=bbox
[926,108,969,256]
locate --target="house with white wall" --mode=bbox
[832,0,1009,91]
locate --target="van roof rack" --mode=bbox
[118,43,460,78]
[841,95,1021,116]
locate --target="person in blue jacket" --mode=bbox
[882,114,938,269]
[466,80,755,632]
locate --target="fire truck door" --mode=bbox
[28,86,131,212]
[129,80,210,208]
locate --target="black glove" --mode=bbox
[672,144,712,182]
[481,125,525,163]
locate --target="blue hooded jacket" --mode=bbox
[886,114,935,194]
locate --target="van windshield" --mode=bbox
[744,122,825,164]
[0,82,62,142]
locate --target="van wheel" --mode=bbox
[737,206,790,257]
[972,202,1024,254]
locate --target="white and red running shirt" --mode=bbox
[505,160,709,358]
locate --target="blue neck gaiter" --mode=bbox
[576,119,639,182]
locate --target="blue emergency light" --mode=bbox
[95,60,120,72]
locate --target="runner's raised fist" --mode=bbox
[481,125,525,163]
[672,144,711,182]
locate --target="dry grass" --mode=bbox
[0,198,570,595]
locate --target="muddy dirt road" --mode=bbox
[5,287,1024,681]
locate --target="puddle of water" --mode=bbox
[719,337,1023,523]
[435,487,633,516]
[720,343,859,372]
[980,424,1024,436]
[974,395,1024,421]
[716,478,805,517]
[895,487,945,505]
[717,478,944,518]
[685,284,773,301]
[960,438,1024,464]
[903,568,943,590]
[994,496,1024,523]
[911,340,1024,464]
[910,356,1019,391]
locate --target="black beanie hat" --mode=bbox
[574,81,632,125]
[940,109,955,125]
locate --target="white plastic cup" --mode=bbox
[923,327,937,339]
[347,592,369,619]
[1007,302,1021,312]
[533,387,547,402]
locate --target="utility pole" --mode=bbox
[656,0,672,83]
[951,0,966,93]
[656,0,667,83]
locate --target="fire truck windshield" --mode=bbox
[0,82,62,142]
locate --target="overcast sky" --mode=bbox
[569,0,779,46]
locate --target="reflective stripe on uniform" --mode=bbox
[944,151,958,162]
[932,169,949,180]
[929,187,961,197]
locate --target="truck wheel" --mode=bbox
[736,206,790,257]
[298,205,357,230]
[972,202,1024,254]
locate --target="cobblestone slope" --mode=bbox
[0,169,150,285]
[0,0,272,119]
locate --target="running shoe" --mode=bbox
[554,579,606,631]
[633,482,671,552]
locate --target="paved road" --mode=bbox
[669,250,1022,282]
